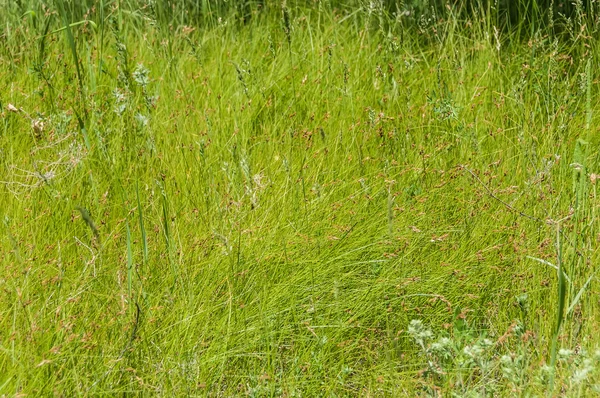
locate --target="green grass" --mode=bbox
[1,1,600,395]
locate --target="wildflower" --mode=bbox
[430,337,453,360]
[573,358,595,384]
[464,344,485,360]
[558,348,574,361]
[408,319,433,347]
[113,88,127,115]
[135,113,149,128]
[38,171,55,183]
[31,118,44,136]
[500,355,516,379]
[133,63,150,87]
[570,163,584,172]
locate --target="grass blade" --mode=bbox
[567,273,596,316]
[126,219,133,299]
[549,224,566,393]
[54,0,87,119]
[136,181,148,264]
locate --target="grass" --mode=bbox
[1,0,600,395]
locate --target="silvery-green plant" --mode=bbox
[409,317,600,395]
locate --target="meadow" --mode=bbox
[1,0,600,395]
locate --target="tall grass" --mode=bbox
[1,0,600,395]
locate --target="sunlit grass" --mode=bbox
[1,1,600,395]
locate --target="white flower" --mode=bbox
[408,319,433,346]
[573,359,594,384]
[430,337,453,359]
[558,348,574,361]
[464,344,485,360]
[133,63,150,87]
[135,113,149,128]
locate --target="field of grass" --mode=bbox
[2,0,600,395]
